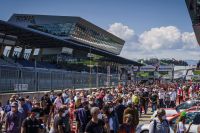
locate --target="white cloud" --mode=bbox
[107,23,134,41]
[108,23,200,60]
[138,26,181,50]
[181,32,198,49]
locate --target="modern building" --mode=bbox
[0,14,142,92]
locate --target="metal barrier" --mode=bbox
[0,66,118,93]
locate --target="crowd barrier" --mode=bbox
[0,65,119,93]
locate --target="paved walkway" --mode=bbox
[139,110,153,125]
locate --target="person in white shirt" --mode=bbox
[170,89,177,108]
[158,88,165,108]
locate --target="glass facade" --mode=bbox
[28,23,74,37]
[186,0,200,25]
[28,22,123,55]
[70,23,123,55]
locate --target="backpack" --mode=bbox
[153,119,169,133]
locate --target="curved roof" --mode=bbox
[0,20,142,66]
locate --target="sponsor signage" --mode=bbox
[157,66,173,72]
[140,66,156,72]
[133,66,139,72]
[14,84,28,91]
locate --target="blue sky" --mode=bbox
[0,0,199,60]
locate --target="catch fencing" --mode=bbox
[0,65,119,93]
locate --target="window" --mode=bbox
[28,23,74,37]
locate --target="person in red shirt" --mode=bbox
[177,87,183,104]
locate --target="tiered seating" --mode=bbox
[38,62,57,69]
[17,59,58,69]
[0,58,11,66]
[3,56,23,67]
[17,60,35,67]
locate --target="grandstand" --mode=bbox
[0,14,142,93]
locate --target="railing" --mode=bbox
[0,65,118,93]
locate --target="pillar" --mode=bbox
[37,48,43,61]
[29,47,35,60]
[20,45,26,59]
[9,46,15,58]
[0,34,6,57]
[0,46,5,57]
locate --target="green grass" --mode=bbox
[194,70,200,75]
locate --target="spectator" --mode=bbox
[25,95,32,112]
[76,101,91,133]
[4,98,15,113]
[150,91,158,112]
[21,109,41,133]
[31,101,45,131]
[41,93,52,129]
[50,108,65,133]
[18,97,29,120]
[115,97,126,126]
[85,107,106,133]
[53,93,63,115]
[149,109,170,133]
[158,88,165,108]
[164,90,171,108]
[170,89,177,108]
[123,102,139,132]
[119,114,135,133]
[174,111,192,133]
[61,106,71,133]
[102,104,119,133]
[5,102,23,133]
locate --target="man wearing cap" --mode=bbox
[5,102,23,133]
[21,109,41,133]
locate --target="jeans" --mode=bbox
[152,103,157,112]
[165,101,170,108]
[140,101,148,114]
[170,101,176,108]
[159,99,164,108]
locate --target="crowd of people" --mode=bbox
[0,82,199,133]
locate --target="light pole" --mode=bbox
[96,63,99,88]
[34,59,37,91]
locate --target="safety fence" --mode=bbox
[0,65,119,93]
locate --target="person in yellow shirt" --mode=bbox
[132,91,139,106]
[132,91,140,116]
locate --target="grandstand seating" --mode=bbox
[2,56,23,67]
[38,61,58,69]
[0,56,118,74]
[0,58,11,66]
[17,59,58,69]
